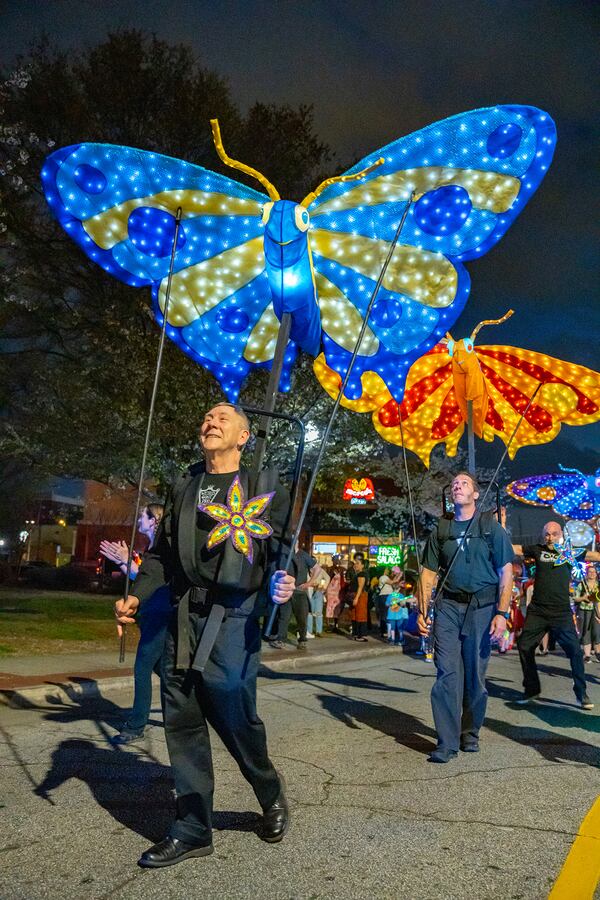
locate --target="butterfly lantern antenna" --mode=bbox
[210,119,280,201]
[300,157,386,208]
[558,463,586,479]
[469,308,515,342]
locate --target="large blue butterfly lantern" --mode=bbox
[507,465,600,522]
[41,106,556,401]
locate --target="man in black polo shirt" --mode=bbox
[514,521,599,709]
[417,472,513,763]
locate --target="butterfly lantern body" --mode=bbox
[261,199,320,355]
[506,466,600,522]
[446,335,488,436]
[42,106,556,404]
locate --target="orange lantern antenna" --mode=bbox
[470,308,514,341]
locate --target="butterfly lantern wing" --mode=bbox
[310,105,556,408]
[553,467,600,521]
[475,347,600,457]
[41,143,312,399]
[505,472,586,513]
[314,343,462,466]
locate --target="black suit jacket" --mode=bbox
[134,463,292,609]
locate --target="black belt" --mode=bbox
[440,586,498,637]
[443,590,472,604]
[176,586,227,673]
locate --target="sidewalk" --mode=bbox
[0,632,408,708]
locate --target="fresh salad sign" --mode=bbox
[376,545,405,567]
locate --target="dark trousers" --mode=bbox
[432,596,496,753]
[577,607,600,647]
[376,595,388,636]
[352,620,368,637]
[276,589,309,642]
[126,587,171,731]
[161,611,280,845]
[517,608,587,701]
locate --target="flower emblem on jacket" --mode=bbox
[198,475,274,563]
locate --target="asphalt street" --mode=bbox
[1,649,599,899]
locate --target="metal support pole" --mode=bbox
[118,207,183,663]
[251,312,292,473]
[467,399,475,474]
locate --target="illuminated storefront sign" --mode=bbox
[376,545,406,567]
[343,477,375,504]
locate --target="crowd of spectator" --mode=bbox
[266,548,425,653]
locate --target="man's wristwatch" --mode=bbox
[497,610,510,620]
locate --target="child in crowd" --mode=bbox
[386,590,408,645]
[306,564,330,638]
[377,566,393,637]
[575,565,600,662]
[325,558,345,632]
[494,558,526,653]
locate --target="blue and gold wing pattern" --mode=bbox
[308,105,556,402]
[41,143,286,398]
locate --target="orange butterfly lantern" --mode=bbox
[315,310,600,466]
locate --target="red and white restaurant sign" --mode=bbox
[343,477,375,504]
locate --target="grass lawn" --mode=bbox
[0,587,138,656]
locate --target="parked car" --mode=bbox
[17,560,55,586]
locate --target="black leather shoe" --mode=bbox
[138,836,214,868]
[428,748,458,764]
[460,740,480,753]
[262,774,289,843]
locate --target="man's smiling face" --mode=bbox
[200,404,249,454]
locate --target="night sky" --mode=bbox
[2,0,599,478]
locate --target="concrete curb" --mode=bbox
[0,643,403,709]
[260,643,400,672]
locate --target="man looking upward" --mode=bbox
[416,472,513,763]
[513,521,599,709]
[115,403,295,867]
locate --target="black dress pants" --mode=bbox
[517,608,587,701]
[276,589,309,642]
[161,610,280,845]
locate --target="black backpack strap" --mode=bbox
[437,514,454,544]
[477,509,497,559]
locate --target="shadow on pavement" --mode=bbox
[484,715,600,767]
[535,662,600,686]
[33,739,269,842]
[316,693,437,755]
[260,668,415,695]
[34,739,175,841]
[35,677,162,734]
[388,666,435,679]
[486,678,523,703]
[213,810,261,833]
